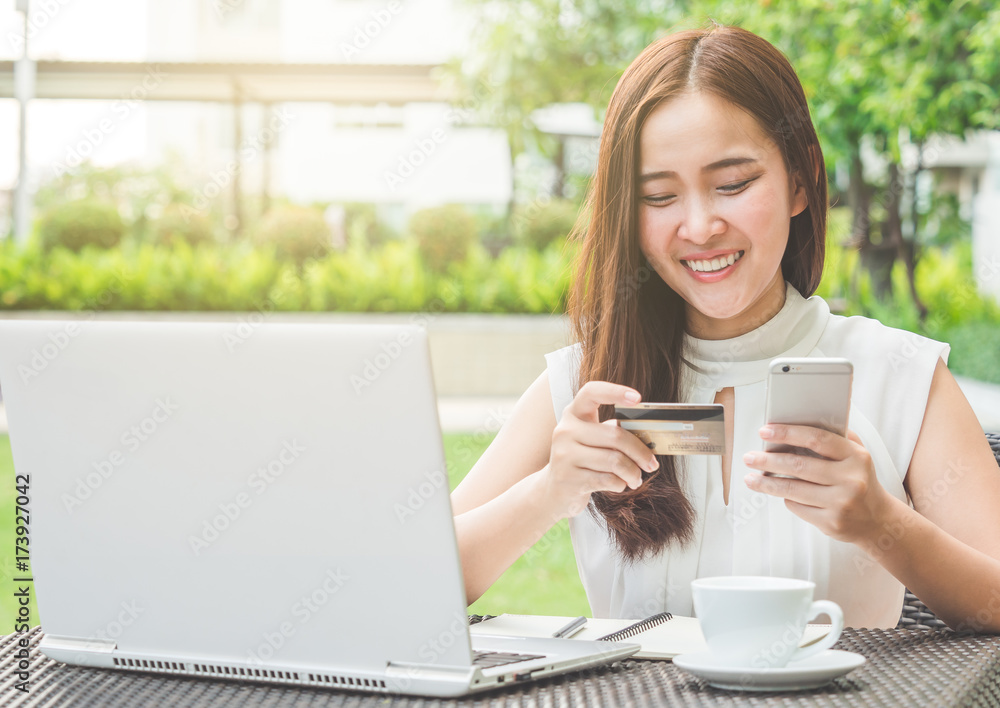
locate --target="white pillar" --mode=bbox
[972,132,1000,303]
[13,0,35,246]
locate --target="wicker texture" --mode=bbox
[896,431,1000,630]
[3,626,1000,707]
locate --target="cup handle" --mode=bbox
[788,600,843,663]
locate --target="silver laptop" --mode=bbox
[0,318,637,697]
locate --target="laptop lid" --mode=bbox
[0,319,473,674]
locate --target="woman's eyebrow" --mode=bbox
[639,156,761,183]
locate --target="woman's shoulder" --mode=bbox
[819,309,951,480]
[543,342,583,422]
[545,341,582,358]
[544,342,583,377]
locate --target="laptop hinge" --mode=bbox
[40,635,117,654]
[385,662,475,683]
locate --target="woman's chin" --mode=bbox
[682,293,747,320]
[680,293,759,331]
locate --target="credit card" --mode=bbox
[613,403,725,455]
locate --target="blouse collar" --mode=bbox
[681,282,830,390]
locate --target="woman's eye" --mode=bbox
[642,194,675,205]
[718,178,756,194]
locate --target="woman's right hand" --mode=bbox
[543,381,661,519]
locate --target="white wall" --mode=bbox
[0,0,509,216]
[140,0,509,213]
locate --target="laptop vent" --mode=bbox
[111,656,388,690]
[306,673,388,690]
[191,663,301,681]
[113,657,185,671]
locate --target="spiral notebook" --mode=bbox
[470,613,832,660]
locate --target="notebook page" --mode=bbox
[470,614,833,660]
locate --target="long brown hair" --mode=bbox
[567,25,827,562]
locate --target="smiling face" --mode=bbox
[637,90,808,340]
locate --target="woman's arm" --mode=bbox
[872,358,1000,631]
[451,372,657,603]
[450,370,556,517]
[745,358,1000,631]
[451,371,563,603]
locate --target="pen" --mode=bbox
[552,616,587,639]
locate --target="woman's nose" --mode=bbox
[677,196,725,243]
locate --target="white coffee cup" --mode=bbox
[691,576,844,669]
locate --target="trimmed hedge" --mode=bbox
[251,205,332,266]
[409,204,478,274]
[0,238,574,314]
[37,199,125,252]
[1,209,998,384]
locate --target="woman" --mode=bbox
[451,25,1000,630]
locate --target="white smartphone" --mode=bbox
[763,357,853,459]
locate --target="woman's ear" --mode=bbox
[790,172,808,217]
[790,144,821,218]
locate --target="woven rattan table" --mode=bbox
[2,625,999,707]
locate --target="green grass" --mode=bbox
[0,433,588,631]
[0,435,36,634]
[442,432,590,617]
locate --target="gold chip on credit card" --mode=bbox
[612,403,725,455]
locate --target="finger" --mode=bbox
[783,498,827,526]
[571,444,647,490]
[594,419,661,475]
[566,380,641,423]
[760,423,851,461]
[584,469,631,495]
[742,450,832,484]
[744,471,826,507]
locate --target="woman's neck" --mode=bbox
[684,272,788,341]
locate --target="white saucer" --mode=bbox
[672,649,866,692]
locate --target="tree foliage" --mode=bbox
[454,0,1000,161]
[452,0,1000,312]
[447,0,695,157]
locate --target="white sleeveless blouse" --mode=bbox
[544,282,949,628]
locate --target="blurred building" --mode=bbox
[0,0,514,238]
[924,132,1000,302]
[140,0,511,232]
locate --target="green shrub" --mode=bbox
[815,214,1000,383]
[476,211,513,257]
[37,199,125,252]
[408,204,477,273]
[512,198,581,251]
[937,321,1000,385]
[341,202,397,249]
[149,204,216,247]
[300,239,433,311]
[0,238,578,314]
[922,192,971,247]
[251,205,331,266]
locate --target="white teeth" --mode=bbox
[684,250,744,273]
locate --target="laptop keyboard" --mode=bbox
[472,650,546,668]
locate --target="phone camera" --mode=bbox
[781,365,790,373]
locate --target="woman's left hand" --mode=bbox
[742,425,893,544]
